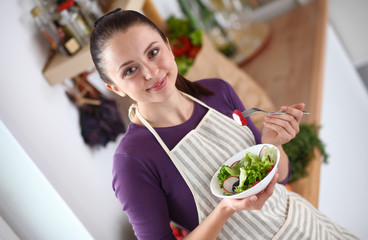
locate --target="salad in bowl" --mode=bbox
[210,144,280,199]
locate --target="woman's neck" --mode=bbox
[134,91,195,128]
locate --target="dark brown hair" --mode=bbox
[90,10,213,98]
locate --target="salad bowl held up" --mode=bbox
[210,144,280,199]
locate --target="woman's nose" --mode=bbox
[142,63,158,80]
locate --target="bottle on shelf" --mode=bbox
[31,6,67,55]
[56,23,82,56]
[57,0,90,46]
[75,0,104,29]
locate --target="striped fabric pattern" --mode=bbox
[273,193,359,240]
[171,108,288,239]
[132,93,359,239]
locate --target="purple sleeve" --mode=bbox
[112,153,176,240]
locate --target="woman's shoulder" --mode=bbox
[195,78,239,113]
[196,78,232,92]
[114,124,157,159]
[112,124,165,186]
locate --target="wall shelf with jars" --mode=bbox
[35,0,151,85]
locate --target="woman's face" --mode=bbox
[102,24,178,104]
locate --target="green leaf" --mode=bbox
[282,124,329,182]
[217,165,231,188]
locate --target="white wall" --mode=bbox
[318,25,368,240]
[0,1,135,239]
[329,0,368,68]
[0,120,93,240]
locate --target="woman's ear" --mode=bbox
[165,37,175,59]
[165,37,172,51]
[105,83,126,97]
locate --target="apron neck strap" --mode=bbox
[129,103,172,155]
[128,91,214,155]
[181,91,213,110]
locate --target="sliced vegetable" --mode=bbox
[230,160,240,168]
[223,176,239,193]
[259,145,269,158]
[232,110,247,126]
[218,146,277,195]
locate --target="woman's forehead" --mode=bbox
[113,24,159,42]
[102,24,163,72]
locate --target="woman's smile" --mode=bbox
[147,75,167,91]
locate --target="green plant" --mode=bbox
[282,124,329,182]
[166,16,202,75]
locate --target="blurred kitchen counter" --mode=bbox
[240,0,328,208]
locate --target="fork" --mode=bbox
[241,108,310,118]
[232,108,310,126]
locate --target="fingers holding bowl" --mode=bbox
[226,171,279,211]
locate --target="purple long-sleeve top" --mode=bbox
[112,78,289,240]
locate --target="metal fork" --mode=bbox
[242,108,310,118]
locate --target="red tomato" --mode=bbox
[188,45,201,59]
[172,36,191,57]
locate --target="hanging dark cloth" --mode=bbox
[77,96,125,147]
[65,72,125,147]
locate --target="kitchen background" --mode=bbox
[1,0,367,239]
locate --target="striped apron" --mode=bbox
[130,93,358,240]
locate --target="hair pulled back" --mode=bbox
[90,10,213,98]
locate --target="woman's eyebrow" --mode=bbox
[117,60,133,73]
[117,41,158,73]
[144,41,158,55]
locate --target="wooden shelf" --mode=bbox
[43,0,146,85]
[240,0,328,208]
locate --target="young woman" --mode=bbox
[90,9,357,240]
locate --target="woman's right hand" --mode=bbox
[220,171,279,213]
[184,171,278,240]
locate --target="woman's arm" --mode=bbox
[261,103,305,183]
[275,146,289,183]
[184,172,279,240]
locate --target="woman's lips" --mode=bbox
[147,76,167,91]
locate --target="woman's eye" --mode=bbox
[124,66,137,76]
[148,48,159,58]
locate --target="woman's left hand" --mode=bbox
[261,103,305,146]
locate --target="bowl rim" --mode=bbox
[210,144,280,199]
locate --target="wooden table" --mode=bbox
[240,0,328,208]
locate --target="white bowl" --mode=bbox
[210,144,280,199]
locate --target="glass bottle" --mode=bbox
[75,0,104,29]
[57,0,90,46]
[56,23,82,56]
[31,6,65,54]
